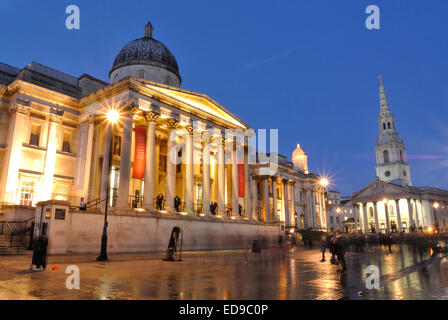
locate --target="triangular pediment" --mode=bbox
[352,181,408,200]
[134,79,249,130]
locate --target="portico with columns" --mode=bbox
[352,180,448,233]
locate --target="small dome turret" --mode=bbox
[292,144,308,173]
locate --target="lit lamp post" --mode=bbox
[97,109,119,262]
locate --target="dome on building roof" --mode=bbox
[109,22,180,80]
[292,144,308,173]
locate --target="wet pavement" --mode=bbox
[0,244,447,300]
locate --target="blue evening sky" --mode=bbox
[1,0,448,196]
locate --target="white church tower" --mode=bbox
[374,76,412,187]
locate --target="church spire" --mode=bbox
[378,75,389,111]
[144,21,154,38]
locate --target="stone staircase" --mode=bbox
[0,232,31,255]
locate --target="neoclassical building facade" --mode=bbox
[352,79,448,233]
[0,22,327,244]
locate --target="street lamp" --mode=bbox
[97,109,119,262]
[320,178,329,188]
[336,207,341,231]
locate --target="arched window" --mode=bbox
[383,123,386,130]
[400,150,403,162]
[138,70,146,79]
[166,76,172,86]
[388,122,391,129]
[383,150,389,163]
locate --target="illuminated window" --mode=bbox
[62,132,72,153]
[19,179,35,206]
[29,124,41,146]
[54,184,69,201]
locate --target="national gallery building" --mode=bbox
[0,22,328,253]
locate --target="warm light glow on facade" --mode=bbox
[106,109,120,124]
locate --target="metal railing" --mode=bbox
[0,217,34,248]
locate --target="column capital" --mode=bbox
[124,101,139,113]
[185,125,194,136]
[143,111,159,124]
[9,99,31,115]
[201,131,213,143]
[213,135,226,146]
[49,113,63,124]
[165,118,179,129]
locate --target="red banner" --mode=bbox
[132,126,146,179]
[238,163,245,197]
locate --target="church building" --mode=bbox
[352,78,448,234]
[0,22,328,253]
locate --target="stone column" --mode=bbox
[216,135,225,216]
[2,103,30,203]
[251,176,258,220]
[373,202,380,233]
[305,187,312,228]
[117,113,133,208]
[42,114,61,201]
[407,198,414,230]
[354,205,359,233]
[100,125,112,211]
[184,126,194,214]
[361,203,368,233]
[231,141,239,218]
[201,132,211,215]
[395,199,402,232]
[82,116,95,200]
[165,118,178,212]
[415,200,420,228]
[264,176,270,222]
[244,144,251,219]
[290,182,296,227]
[283,180,290,226]
[384,201,391,233]
[272,177,278,222]
[143,111,158,211]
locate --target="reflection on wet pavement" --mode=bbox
[0,245,447,300]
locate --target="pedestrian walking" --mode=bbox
[320,236,327,261]
[334,237,347,272]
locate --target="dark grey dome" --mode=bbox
[110,22,180,78]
